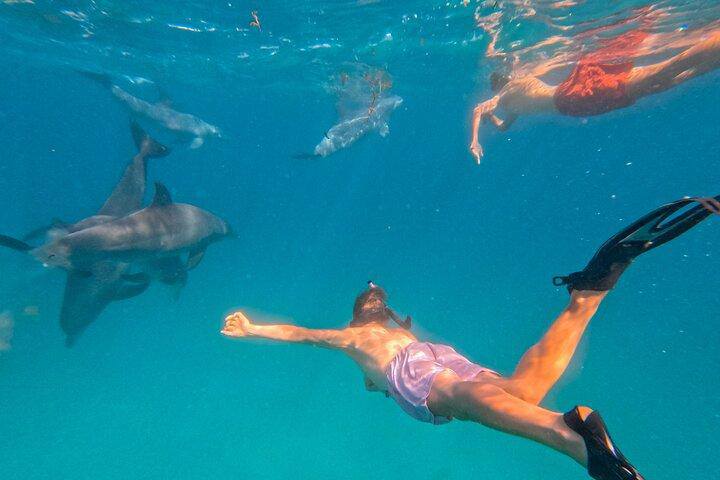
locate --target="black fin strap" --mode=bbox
[563,406,584,434]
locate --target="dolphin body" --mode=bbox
[33,183,232,273]
[313,95,403,157]
[81,72,221,149]
[0,124,181,345]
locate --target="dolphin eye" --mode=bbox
[48,254,56,259]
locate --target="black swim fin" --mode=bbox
[131,120,170,159]
[554,196,719,292]
[564,407,644,480]
[0,234,32,252]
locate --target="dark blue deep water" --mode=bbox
[1,1,719,479]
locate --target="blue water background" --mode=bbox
[1,1,719,478]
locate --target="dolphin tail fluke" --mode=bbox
[0,235,32,253]
[78,70,113,89]
[131,121,170,159]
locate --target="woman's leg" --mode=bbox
[427,372,587,464]
[628,30,720,98]
[501,290,606,405]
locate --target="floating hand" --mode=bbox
[221,311,253,337]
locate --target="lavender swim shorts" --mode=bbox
[386,342,498,425]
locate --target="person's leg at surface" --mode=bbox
[628,30,720,97]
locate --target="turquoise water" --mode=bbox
[1,1,719,478]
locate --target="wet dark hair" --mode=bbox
[351,285,388,323]
[490,71,510,92]
[349,282,411,329]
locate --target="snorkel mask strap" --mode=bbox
[365,281,412,330]
[386,306,412,330]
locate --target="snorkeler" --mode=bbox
[469,26,720,163]
[222,196,720,480]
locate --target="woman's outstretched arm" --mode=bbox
[469,96,499,164]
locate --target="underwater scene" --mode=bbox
[1,1,719,479]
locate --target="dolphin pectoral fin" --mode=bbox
[378,122,390,137]
[113,281,150,301]
[190,137,204,149]
[121,272,151,283]
[60,271,113,347]
[0,234,33,252]
[187,247,206,270]
[150,182,173,207]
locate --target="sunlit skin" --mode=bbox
[222,289,621,466]
[469,29,720,163]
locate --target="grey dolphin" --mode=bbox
[33,183,232,273]
[0,123,175,345]
[81,72,221,149]
[313,95,403,157]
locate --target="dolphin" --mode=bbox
[32,183,232,273]
[0,123,179,345]
[80,72,221,149]
[312,95,403,157]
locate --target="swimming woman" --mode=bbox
[469,26,720,163]
[222,196,720,479]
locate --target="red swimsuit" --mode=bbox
[554,30,649,117]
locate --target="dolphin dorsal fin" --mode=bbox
[151,182,173,207]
